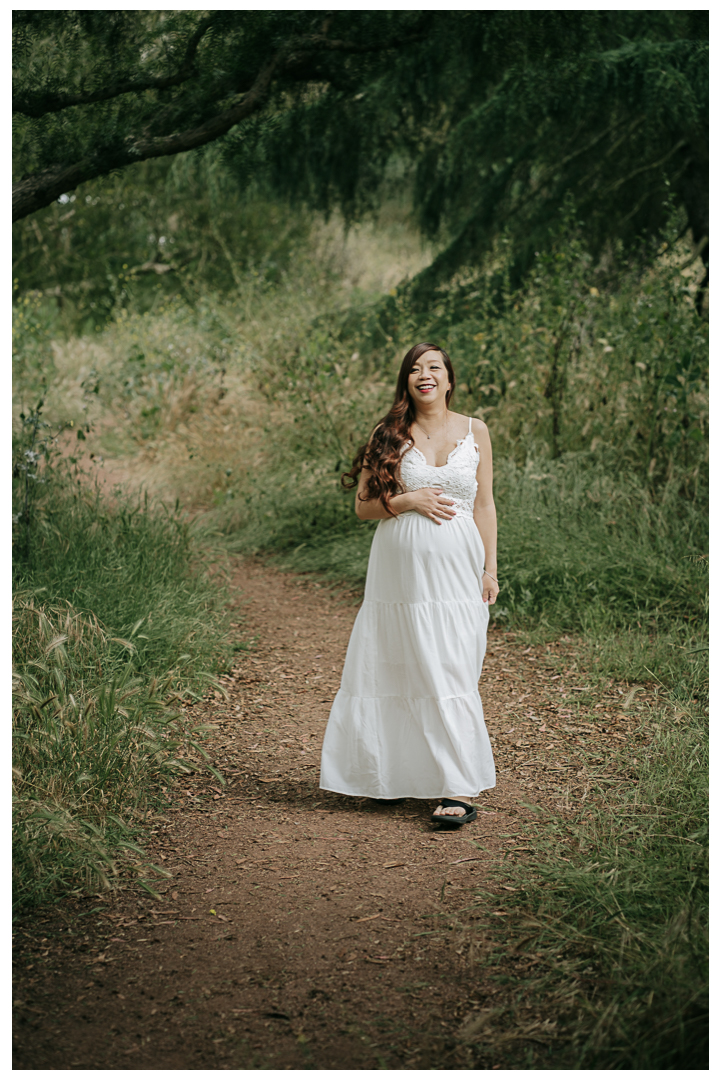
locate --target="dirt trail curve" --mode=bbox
[13,559,647,1070]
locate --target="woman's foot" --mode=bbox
[430,799,477,828]
[432,803,465,818]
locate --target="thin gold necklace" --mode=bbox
[415,411,449,440]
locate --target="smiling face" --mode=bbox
[407,349,450,408]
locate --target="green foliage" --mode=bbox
[226,11,708,295]
[491,694,708,1069]
[12,400,68,564]
[491,456,706,633]
[217,220,707,641]
[14,11,707,314]
[12,10,429,223]
[13,598,206,914]
[13,474,229,680]
[12,451,233,913]
[12,156,314,335]
[436,213,708,485]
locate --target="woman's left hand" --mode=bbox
[482,573,500,605]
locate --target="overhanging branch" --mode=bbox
[12,14,217,118]
[12,51,279,222]
[12,26,428,222]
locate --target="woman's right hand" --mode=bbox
[408,487,456,524]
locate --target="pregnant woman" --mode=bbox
[319,342,499,828]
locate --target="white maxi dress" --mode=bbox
[320,417,496,799]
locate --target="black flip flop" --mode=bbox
[430,798,477,829]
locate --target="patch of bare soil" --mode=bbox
[12,559,652,1070]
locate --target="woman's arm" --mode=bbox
[355,469,414,520]
[472,419,499,604]
[355,467,457,523]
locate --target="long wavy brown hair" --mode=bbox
[342,342,456,515]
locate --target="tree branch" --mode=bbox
[12,51,279,222]
[606,138,688,193]
[12,25,429,222]
[12,14,217,118]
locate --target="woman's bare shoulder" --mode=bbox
[447,410,483,435]
[469,416,490,438]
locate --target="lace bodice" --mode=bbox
[400,422,479,520]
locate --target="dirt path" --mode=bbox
[12,559,648,1069]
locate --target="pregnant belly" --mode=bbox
[365,512,485,604]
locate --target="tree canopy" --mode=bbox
[13,10,708,297]
[12,10,427,220]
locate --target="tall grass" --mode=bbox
[483,686,708,1069]
[14,482,230,680]
[13,598,209,913]
[221,451,707,646]
[12,455,233,914]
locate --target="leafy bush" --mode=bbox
[383,208,708,490]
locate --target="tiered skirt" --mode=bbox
[320,511,496,799]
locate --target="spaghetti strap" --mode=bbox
[468,415,472,434]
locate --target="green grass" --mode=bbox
[16,481,230,680]
[12,470,234,915]
[221,451,707,635]
[483,688,708,1069]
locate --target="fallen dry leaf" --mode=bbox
[356,913,381,922]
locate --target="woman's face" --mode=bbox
[407,350,450,408]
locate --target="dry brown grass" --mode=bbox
[34,212,430,508]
